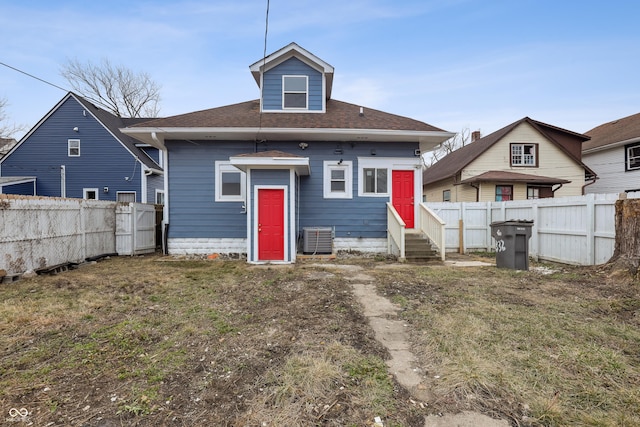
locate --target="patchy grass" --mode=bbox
[374,262,640,426]
[1,255,638,426]
[0,255,421,426]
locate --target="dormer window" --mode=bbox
[283,75,308,109]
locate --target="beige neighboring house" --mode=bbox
[0,138,17,159]
[423,117,596,202]
[582,112,640,194]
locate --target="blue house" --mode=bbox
[123,43,452,263]
[0,92,164,203]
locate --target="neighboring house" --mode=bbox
[122,42,453,263]
[0,92,164,203]
[582,112,640,194]
[423,117,596,202]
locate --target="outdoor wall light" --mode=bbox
[298,142,308,150]
[103,186,109,193]
[73,127,79,132]
[370,149,377,156]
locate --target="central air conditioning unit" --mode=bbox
[303,227,333,254]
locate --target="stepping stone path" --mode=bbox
[314,263,508,427]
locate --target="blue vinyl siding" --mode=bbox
[166,140,254,239]
[146,173,164,203]
[262,58,323,111]
[1,97,143,200]
[167,140,419,241]
[1,181,35,195]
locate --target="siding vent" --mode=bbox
[303,227,333,254]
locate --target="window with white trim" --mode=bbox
[155,190,165,205]
[511,143,537,166]
[283,75,308,109]
[83,188,98,200]
[363,168,388,194]
[323,160,352,199]
[626,143,640,171]
[443,189,451,202]
[117,192,136,202]
[357,157,403,197]
[215,161,246,201]
[68,139,80,157]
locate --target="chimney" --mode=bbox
[471,130,481,143]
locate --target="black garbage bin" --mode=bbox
[490,220,533,270]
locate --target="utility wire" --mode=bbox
[256,0,270,143]
[0,61,69,92]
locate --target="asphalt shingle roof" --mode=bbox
[583,112,640,151]
[131,99,445,132]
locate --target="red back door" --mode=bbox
[392,170,414,228]
[257,189,285,261]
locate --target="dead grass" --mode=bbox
[374,262,640,426]
[1,255,639,426]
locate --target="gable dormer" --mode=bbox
[249,42,334,113]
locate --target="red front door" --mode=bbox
[392,170,414,228]
[258,189,285,261]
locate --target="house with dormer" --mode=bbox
[122,42,453,263]
[423,117,596,202]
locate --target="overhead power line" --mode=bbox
[0,61,69,92]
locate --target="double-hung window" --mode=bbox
[283,75,308,109]
[215,161,246,201]
[443,189,451,202]
[68,139,80,157]
[626,143,640,171]
[323,161,352,199]
[511,143,537,166]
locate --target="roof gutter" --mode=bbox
[583,135,640,155]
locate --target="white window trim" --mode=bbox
[323,160,353,199]
[282,75,308,110]
[155,189,165,205]
[626,143,640,171]
[358,157,420,198]
[117,191,137,202]
[357,158,392,197]
[511,143,536,166]
[215,161,246,202]
[83,188,99,200]
[68,139,80,157]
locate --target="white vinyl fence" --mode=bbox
[0,195,156,275]
[425,193,627,266]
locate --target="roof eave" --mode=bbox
[121,127,454,151]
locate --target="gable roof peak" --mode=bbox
[249,42,334,98]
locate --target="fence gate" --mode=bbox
[116,203,156,255]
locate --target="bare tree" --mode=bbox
[425,128,471,167]
[61,58,161,118]
[0,97,24,139]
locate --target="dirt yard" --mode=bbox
[1,254,639,426]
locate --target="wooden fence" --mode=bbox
[425,193,630,265]
[0,195,156,275]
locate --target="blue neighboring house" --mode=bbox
[122,42,452,263]
[0,92,164,203]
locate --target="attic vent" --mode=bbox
[303,227,333,254]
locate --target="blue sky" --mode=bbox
[1,0,639,141]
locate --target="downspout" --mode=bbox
[152,131,169,254]
[470,182,480,202]
[552,183,564,194]
[582,176,598,195]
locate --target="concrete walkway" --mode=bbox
[324,263,508,427]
